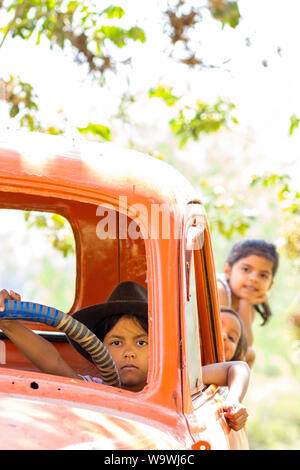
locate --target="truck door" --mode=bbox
[181,204,249,450]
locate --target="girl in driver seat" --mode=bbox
[0,283,250,432]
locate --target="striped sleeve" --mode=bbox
[78,375,103,384]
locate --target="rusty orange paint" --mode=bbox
[0,132,249,450]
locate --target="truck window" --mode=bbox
[185,249,203,394]
[0,209,76,312]
[184,223,221,396]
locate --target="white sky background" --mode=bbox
[0,0,300,180]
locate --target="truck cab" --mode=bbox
[0,131,248,450]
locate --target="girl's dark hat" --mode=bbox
[68,281,148,362]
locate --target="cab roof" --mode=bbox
[0,131,200,210]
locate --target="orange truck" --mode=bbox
[0,131,248,450]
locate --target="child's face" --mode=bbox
[103,316,148,392]
[225,255,274,302]
[221,311,241,361]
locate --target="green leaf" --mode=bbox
[289,114,300,135]
[209,1,241,29]
[9,103,19,117]
[103,6,125,19]
[100,25,127,47]
[149,86,181,106]
[169,98,237,147]
[51,213,66,229]
[77,123,111,141]
[67,1,79,13]
[128,26,146,43]
[24,211,31,222]
[34,215,48,228]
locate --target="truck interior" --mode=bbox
[0,194,148,380]
[0,191,223,396]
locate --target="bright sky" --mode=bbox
[1,0,300,181]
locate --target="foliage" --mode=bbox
[0,0,241,138]
[24,211,75,258]
[149,87,238,148]
[247,393,300,450]
[1,0,297,285]
[148,86,181,107]
[0,1,245,254]
[77,122,111,141]
[0,1,145,75]
[1,75,38,118]
[165,3,201,51]
[0,75,64,133]
[289,114,300,135]
[1,75,39,131]
[169,98,237,148]
[165,0,241,67]
[247,296,300,449]
[38,257,75,311]
[251,173,300,263]
[208,0,241,29]
[200,179,256,238]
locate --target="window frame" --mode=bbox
[184,247,203,395]
[181,203,224,404]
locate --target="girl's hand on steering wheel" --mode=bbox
[0,289,21,312]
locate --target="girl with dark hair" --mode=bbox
[217,239,279,368]
[221,307,247,362]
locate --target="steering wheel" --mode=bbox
[0,300,120,387]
